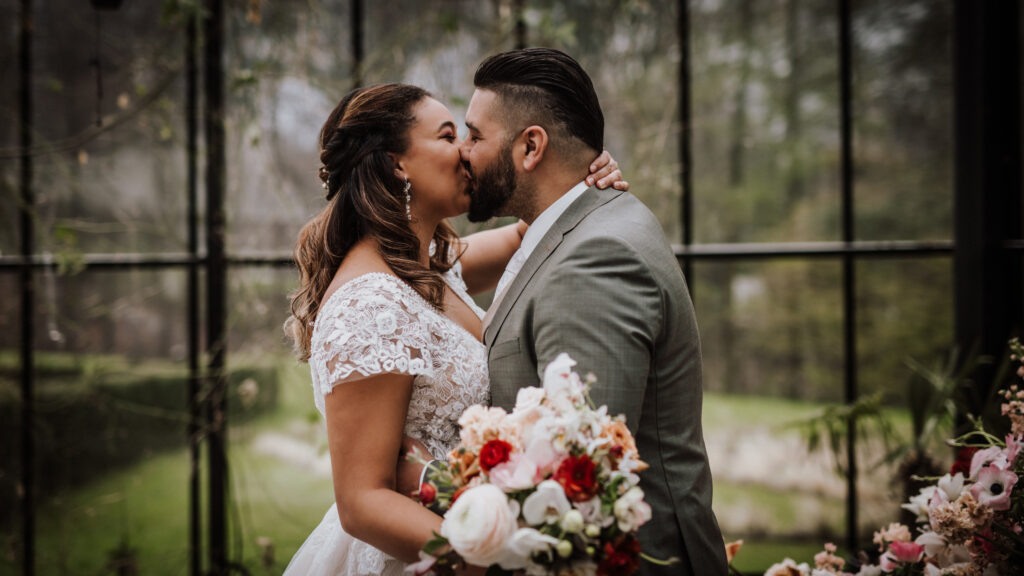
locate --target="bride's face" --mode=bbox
[394,97,472,222]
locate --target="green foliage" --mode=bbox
[0,352,280,523]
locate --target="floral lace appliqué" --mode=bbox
[309,262,489,460]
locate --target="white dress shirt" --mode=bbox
[494,180,590,297]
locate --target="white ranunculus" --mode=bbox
[523,480,571,526]
[441,485,520,566]
[499,528,560,570]
[855,565,882,576]
[613,487,651,532]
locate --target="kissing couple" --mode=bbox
[282,48,728,576]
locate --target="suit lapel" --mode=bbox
[483,187,624,346]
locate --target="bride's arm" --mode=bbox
[458,220,527,294]
[324,372,442,562]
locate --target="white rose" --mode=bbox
[612,487,651,532]
[499,528,560,570]
[522,480,571,526]
[441,485,520,566]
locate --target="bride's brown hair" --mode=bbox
[285,83,458,361]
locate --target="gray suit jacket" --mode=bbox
[484,187,728,576]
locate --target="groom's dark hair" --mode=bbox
[474,47,604,157]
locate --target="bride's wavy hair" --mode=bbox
[285,83,458,361]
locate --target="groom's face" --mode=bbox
[462,89,519,222]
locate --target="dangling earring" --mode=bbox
[404,177,412,221]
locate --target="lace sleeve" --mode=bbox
[310,275,435,399]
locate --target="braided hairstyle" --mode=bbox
[285,84,458,361]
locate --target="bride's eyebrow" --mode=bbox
[437,121,456,133]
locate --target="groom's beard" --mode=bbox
[467,143,518,222]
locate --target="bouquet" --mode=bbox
[763,338,1024,576]
[407,353,666,576]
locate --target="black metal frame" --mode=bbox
[8,0,1023,574]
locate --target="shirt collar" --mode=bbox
[519,180,590,261]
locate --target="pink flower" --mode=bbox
[1005,434,1022,468]
[488,453,540,492]
[969,446,1004,479]
[879,541,924,571]
[969,466,1018,511]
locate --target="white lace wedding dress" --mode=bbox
[283,261,489,576]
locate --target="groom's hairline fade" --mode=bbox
[473,48,604,164]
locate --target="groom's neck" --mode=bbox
[523,161,589,223]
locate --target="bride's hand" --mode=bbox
[585,149,629,190]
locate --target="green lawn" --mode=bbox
[1,359,935,575]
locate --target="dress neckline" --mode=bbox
[315,271,483,344]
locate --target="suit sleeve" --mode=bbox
[532,234,662,433]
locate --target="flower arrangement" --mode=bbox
[408,354,669,576]
[761,338,1024,576]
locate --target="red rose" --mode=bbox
[479,439,514,471]
[598,535,641,576]
[951,446,978,476]
[417,483,436,505]
[553,454,598,502]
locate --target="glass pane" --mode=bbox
[691,0,841,243]
[364,0,507,242]
[0,272,22,575]
[27,269,189,575]
[224,0,353,254]
[29,2,186,255]
[855,257,953,535]
[225,267,332,573]
[856,257,953,399]
[693,259,846,572]
[853,0,953,241]
[0,0,17,256]
[528,0,684,240]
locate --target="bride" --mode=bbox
[282,83,625,576]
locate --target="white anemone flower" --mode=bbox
[522,480,571,526]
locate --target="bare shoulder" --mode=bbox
[320,241,394,306]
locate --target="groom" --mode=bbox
[465,48,726,576]
[404,48,728,575]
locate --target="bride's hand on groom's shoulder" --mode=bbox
[586,149,629,191]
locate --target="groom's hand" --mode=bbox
[397,435,430,499]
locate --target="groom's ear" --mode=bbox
[519,125,548,172]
